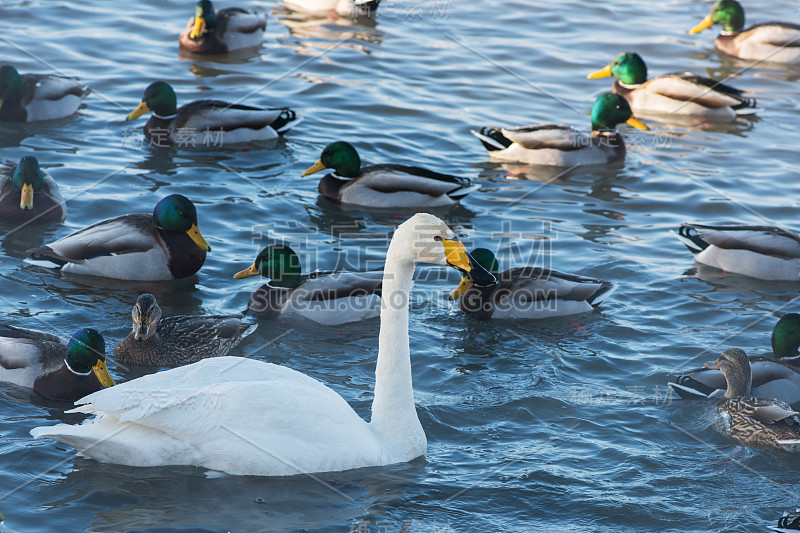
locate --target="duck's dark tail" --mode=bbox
[471,127,512,152]
[272,109,303,135]
[675,224,708,254]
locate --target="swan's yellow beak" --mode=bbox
[189,17,207,39]
[20,183,34,210]
[186,224,211,252]
[449,276,472,301]
[690,14,714,34]
[233,263,260,279]
[302,159,327,177]
[92,359,115,388]
[626,117,649,131]
[442,239,495,286]
[127,101,150,121]
[587,64,613,79]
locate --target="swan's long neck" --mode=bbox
[370,235,423,444]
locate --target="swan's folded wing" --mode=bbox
[27,214,155,263]
[355,165,471,196]
[499,125,581,151]
[687,224,800,258]
[642,74,744,108]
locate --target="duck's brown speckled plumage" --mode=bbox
[114,294,252,366]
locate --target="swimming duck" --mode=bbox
[471,93,648,167]
[449,248,615,320]
[179,0,267,55]
[126,81,301,146]
[302,141,477,208]
[114,294,254,367]
[283,0,380,18]
[0,156,65,224]
[689,0,800,64]
[705,348,800,452]
[0,65,89,122]
[30,213,495,476]
[676,223,800,281]
[670,314,800,405]
[587,52,756,118]
[27,194,210,281]
[233,244,383,325]
[0,326,114,402]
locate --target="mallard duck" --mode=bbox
[30,214,495,476]
[0,65,89,122]
[179,0,266,55]
[302,141,477,208]
[704,348,800,452]
[471,93,648,167]
[233,244,383,325]
[690,0,800,64]
[283,0,379,17]
[448,248,615,320]
[670,314,800,405]
[0,156,65,224]
[0,326,114,402]
[126,81,301,146]
[676,223,800,281]
[587,52,756,118]
[27,194,210,281]
[114,294,254,366]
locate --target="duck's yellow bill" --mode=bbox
[189,17,206,39]
[233,263,259,279]
[587,64,613,79]
[93,359,115,388]
[626,117,649,131]
[20,183,34,210]
[187,224,211,251]
[690,14,714,34]
[449,276,472,301]
[302,159,327,177]
[127,101,151,121]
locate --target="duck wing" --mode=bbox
[157,315,252,348]
[642,73,755,110]
[354,165,472,197]
[294,269,383,301]
[217,8,267,34]
[0,323,65,377]
[676,224,800,259]
[498,267,614,304]
[21,74,89,106]
[175,100,293,132]
[27,214,156,265]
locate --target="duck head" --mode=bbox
[189,0,218,39]
[302,141,362,179]
[690,0,744,34]
[127,81,178,120]
[153,194,211,252]
[591,93,648,132]
[449,248,499,300]
[588,52,648,86]
[0,65,23,111]
[65,328,115,388]
[771,313,800,360]
[131,294,162,341]
[11,156,45,210]
[705,348,751,398]
[233,245,303,288]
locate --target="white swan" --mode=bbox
[31,213,494,476]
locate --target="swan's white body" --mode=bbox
[284,0,377,17]
[31,214,464,476]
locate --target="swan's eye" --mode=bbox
[433,235,442,242]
